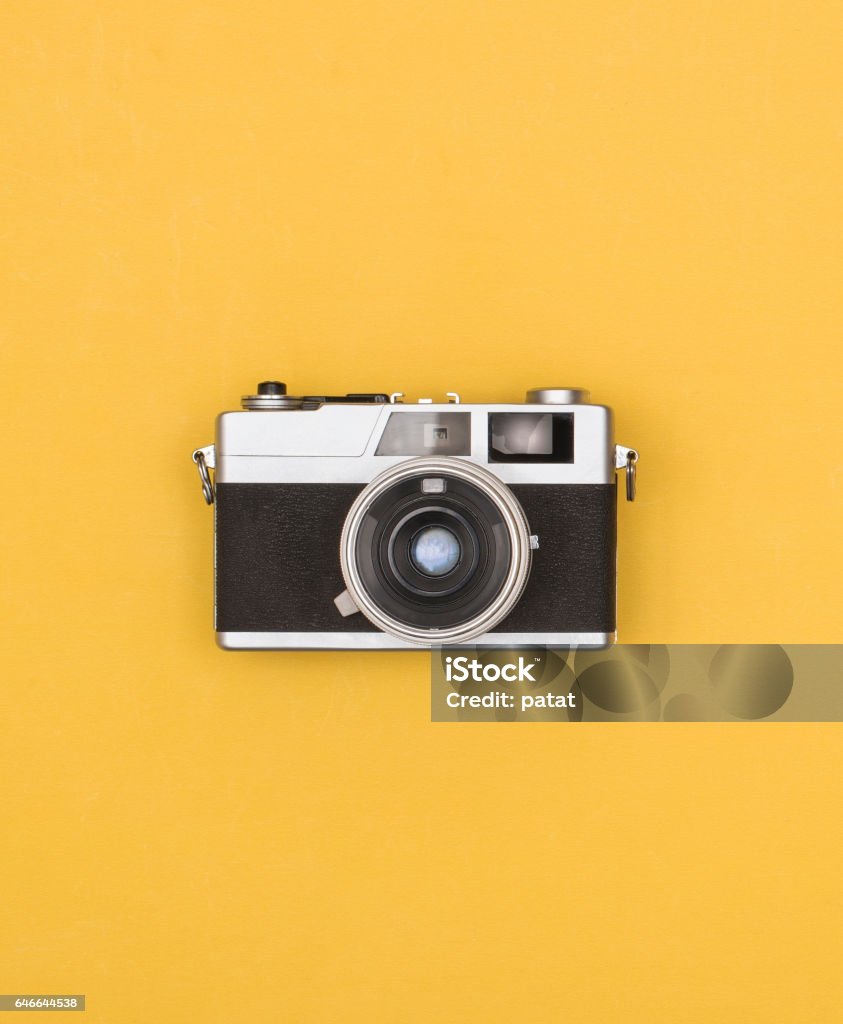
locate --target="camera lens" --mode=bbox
[340,458,533,645]
[410,526,461,577]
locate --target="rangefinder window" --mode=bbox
[488,412,574,463]
[375,412,470,456]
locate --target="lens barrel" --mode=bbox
[340,458,532,645]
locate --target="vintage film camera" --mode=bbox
[192,382,638,649]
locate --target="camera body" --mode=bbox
[193,383,638,649]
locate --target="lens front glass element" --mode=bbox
[410,525,461,577]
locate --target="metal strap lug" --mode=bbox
[192,445,216,505]
[614,445,639,502]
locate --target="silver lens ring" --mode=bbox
[340,457,532,645]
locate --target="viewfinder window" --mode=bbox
[488,412,574,463]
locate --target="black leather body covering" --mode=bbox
[214,482,616,634]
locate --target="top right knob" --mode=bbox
[526,387,590,405]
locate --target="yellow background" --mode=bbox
[2,2,842,1021]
